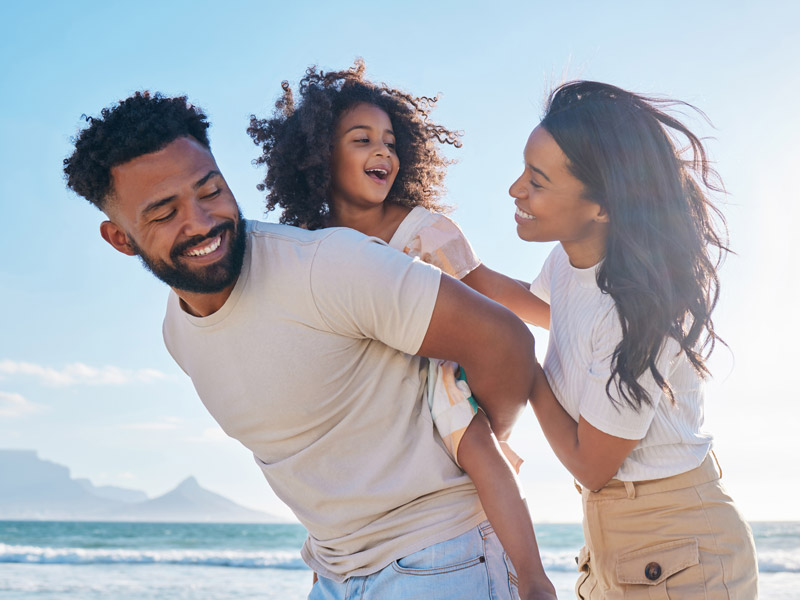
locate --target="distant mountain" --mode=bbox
[97,476,279,523]
[75,478,148,504]
[0,449,285,523]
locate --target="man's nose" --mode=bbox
[181,198,216,235]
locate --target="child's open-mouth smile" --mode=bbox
[365,163,392,184]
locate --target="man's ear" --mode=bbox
[100,220,136,256]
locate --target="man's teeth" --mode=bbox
[516,206,536,220]
[184,236,221,257]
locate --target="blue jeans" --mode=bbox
[309,520,519,600]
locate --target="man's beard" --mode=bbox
[130,211,247,294]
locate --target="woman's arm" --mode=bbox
[529,363,639,490]
[461,264,550,329]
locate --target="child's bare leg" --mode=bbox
[457,410,557,600]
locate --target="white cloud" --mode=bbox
[0,391,42,417]
[184,427,230,443]
[120,417,183,431]
[0,360,168,387]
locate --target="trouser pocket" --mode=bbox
[575,545,597,599]
[616,538,704,598]
[502,551,520,598]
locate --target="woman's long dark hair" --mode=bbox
[541,81,729,410]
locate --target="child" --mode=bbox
[511,81,758,597]
[248,60,555,599]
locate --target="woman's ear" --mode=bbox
[593,204,610,224]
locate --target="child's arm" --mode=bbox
[461,264,550,329]
[458,410,557,600]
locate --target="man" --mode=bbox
[65,92,538,598]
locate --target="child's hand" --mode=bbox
[519,575,558,600]
[520,589,558,600]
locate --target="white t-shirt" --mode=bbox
[530,244,712,481]
[162,221,484,581]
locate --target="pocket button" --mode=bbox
[644,562,662,581]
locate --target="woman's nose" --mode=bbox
[509,175,525,198]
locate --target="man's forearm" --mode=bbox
[417,274,537,439]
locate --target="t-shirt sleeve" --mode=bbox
[402,214,480,280]
[529,245,560,303]
[578,307,680,440]
[309,228,442,356]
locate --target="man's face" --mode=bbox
[101,136,245,296]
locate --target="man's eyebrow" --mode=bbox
[527,162,552,183]
[141,195,177,217]
[141,170,221,216]
[343,124,395,135]
[194,169,221,189]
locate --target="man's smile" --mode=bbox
[182,233,223,257]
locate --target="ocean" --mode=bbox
[0,520,795,599]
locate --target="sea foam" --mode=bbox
[0,543,306,569]
[2,542,798,574]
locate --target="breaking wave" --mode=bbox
[2,543,797,573]
[0,544,306,569]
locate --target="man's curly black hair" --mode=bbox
[247,59,461,229]
[64,91,211,211]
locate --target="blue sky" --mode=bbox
[1,0,797,522]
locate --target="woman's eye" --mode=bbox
[355,137,369,143]
[530,180,543,189]
[386,142,395,149]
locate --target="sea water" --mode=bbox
[0,521,795,599]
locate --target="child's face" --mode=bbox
[508,125,608,253]
[330,103,399,213]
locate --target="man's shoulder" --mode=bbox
[246,220,371,251]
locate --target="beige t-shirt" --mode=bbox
[162,221,484,581]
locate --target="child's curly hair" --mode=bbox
[247,59,461,229]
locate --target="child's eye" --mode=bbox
[354,137,369,143]
[386,142,395,149]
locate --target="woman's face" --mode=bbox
[509,125,608,265]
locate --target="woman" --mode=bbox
[512,81,758,598]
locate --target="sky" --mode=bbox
[0,0,798,523]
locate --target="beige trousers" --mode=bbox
[574,455,758,599]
